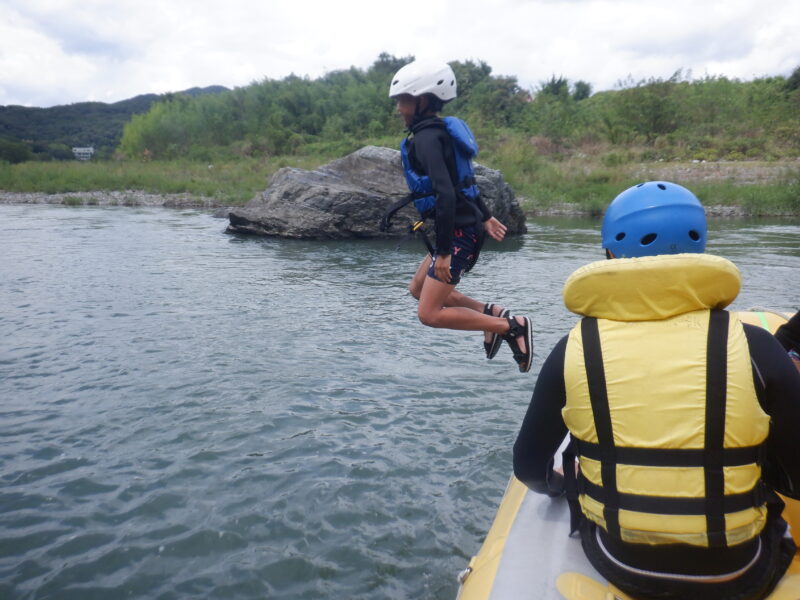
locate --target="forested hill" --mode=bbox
[116,54,800,164]
[0,86,229,160]
[2,53,799,166]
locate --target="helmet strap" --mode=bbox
[409,95,438,129]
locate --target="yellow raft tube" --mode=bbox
[457,311,798,600]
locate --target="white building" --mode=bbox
[72,146,95,160]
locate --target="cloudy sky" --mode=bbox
[2,0,798,108]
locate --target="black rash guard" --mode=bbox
[776,311,800,354]
[406,117,491,255]
[512,322,800,574]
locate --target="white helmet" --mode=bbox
[388,61,457,101]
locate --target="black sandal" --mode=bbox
[502,316,533,373]
[483,303,510,360]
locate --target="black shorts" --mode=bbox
[427,224,481,285]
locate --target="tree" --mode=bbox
[539,75,570,98]
[785,65,800,91]
[610,72,683,143]
[465,75,527,127]
[572,80,592,101]
[0,137,33,163]
[450,60,493,104]
[372,52,413,78]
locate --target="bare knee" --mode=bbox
[417,306,440,328]
[408,280,422,300]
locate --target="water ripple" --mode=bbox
[0,206,797,599]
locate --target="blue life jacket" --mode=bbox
[399,117,480,216]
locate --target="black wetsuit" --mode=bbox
[405,117,491,255]
[513,323,800,599]
[776,311,800,355]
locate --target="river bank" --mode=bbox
[518,158,800,217]
[524,201,759,218]
[1,190,791,219]
[2,156,798,217]
[0,190,232,217]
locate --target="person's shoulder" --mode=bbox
[412,118,446,137]
[742,321,798,378]
[742,322,783,348]
[539,334,569,372]
[410,121,449,158]
[413,126,440,140]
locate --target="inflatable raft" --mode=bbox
[457,310,798,600]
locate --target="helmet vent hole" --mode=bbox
[437,79,444,85]
[689,230,700,241]
[615,233,626,241]
[657,183,666,190]
[640,233,657,246]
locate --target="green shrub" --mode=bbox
[0,138,33,164]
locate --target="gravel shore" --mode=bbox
[524,202,755,218]
[0,189,792,218]
[0,190,233,216]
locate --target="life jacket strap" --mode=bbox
[704,309,729,547]
[573,439,763,468]
[380,193,428,232]
[577,477,765,516]
[455,175,476,191]
[379,194,436,256]
[562,437,585,536]
[416,225,435,256]
[576,311,756,548]
[581,317,621,539]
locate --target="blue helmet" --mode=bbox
[601,181,707,258]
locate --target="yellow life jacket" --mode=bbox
[561,253,770,548]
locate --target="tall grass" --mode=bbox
[471,128,800,215]
[690,176,800,215]
[0,157,328,205]
[1,140,798,214]
[477,133,636,214]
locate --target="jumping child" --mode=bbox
[387,60,533,372]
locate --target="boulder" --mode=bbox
[226,146,527,238]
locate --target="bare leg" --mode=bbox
[408,256,482,308]
[417,273,509,333]
[410,257,530,367]
[408,255,504,343]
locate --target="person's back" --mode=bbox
[513,181,800,600]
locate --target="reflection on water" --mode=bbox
[0,205,797,599]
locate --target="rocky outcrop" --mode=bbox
[226,146,527,238]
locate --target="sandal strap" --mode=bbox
[504,316,523,339]
[504,317,530,363]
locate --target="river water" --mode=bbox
[1,205,798,600]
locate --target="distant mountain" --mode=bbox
[0,85,230,159]
[178,86,230,97]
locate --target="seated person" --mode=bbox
[513,181,800,600]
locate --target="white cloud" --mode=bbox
[1,0,798,107]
